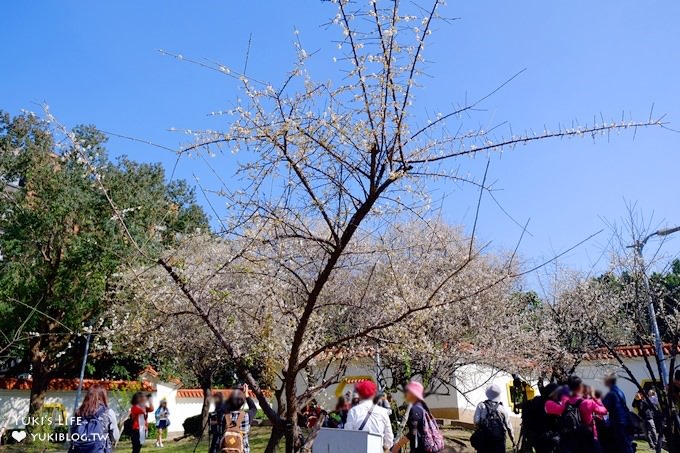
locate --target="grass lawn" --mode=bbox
[0,427,659,452]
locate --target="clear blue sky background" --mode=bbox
[2,1,679,279]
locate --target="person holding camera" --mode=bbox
[129,392,154,453]
[209,392,227,453]
[212,384,257,453]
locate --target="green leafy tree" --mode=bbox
[0,111,208,420]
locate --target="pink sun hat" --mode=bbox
[405,381,425,401]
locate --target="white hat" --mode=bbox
[486,384,503,402]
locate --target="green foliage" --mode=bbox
[0,110,208,405]
[255,408,266,420]
[650,259,680,341]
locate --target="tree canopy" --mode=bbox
[0,111,208,416]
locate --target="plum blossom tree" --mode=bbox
[108,291,232,436]
[77,0,661,450]
[528,268,635,381]
[528,212,680,452]
[118,221,526,450]
[376,285,543,399]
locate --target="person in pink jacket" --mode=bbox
[544,376,607,453]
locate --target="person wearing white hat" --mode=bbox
[470,384,514,453]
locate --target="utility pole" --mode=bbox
[73,325,93,416]
[629,225,680,388]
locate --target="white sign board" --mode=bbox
[312,428,384,453]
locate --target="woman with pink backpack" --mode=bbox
[391,381,445,453]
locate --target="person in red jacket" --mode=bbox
[129,392,154,453]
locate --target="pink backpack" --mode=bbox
[422,409,445,452]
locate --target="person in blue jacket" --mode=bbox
[602,374,634,453]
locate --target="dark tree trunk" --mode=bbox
[27,336,51,435]
[284,380,300,453]
[28,372,49,417]
[200,383,212,436]
[265,424,285,453]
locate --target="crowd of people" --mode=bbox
[298,379,444,453]
[471,374,654,453]
[61,372,659,453]
[57,371,444,453]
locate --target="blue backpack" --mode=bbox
[69,406,110,453]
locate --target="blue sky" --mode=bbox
[2,1,679,279]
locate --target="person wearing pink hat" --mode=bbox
[345,380,394,451]
[391,381,444,453]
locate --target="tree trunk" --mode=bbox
[28,372,49,418]
[265,424,285,453]
[284,422,297,453]
[28,337,48,416]
[284,378,299,453]
[27,336,51,435]
[200,384,212,436]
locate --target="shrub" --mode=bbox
[183,414,203,438]
[147,422,157,438]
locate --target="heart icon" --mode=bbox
[11,430,27,442]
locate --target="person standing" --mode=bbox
[302,399,323,428]
[470,384,515,453]
[209,392,226,453]
[633,390,658,450]
[602,375,633,453]
[391,381,444,453]
[520,383,560,453]
[69,385,119,453]
[545,375,607,453]
[220,384,257,453]
[345,380,394,451]
[129,392,154,453]
[334,396,350,428]
[154,399,170,447]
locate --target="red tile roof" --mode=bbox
[0,378,155,392]
[176,389,236,399]
[176,388,272,399]
[177,389,208,399]
[140,365,159,378]
[585,344,674,361]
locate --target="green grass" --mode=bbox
[0,428,271,453]
[0,427,659,453]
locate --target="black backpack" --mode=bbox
[122,415,133,437]
[480,401,506,440]
[559,399,583,435]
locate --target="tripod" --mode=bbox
[193,414,217,453]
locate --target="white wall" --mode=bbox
[168,397,210,432]
[286,359,528,425]
[577,357,654,407]
[0,390,84,429]
[452,364,531,424]
[0,389,160,431]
